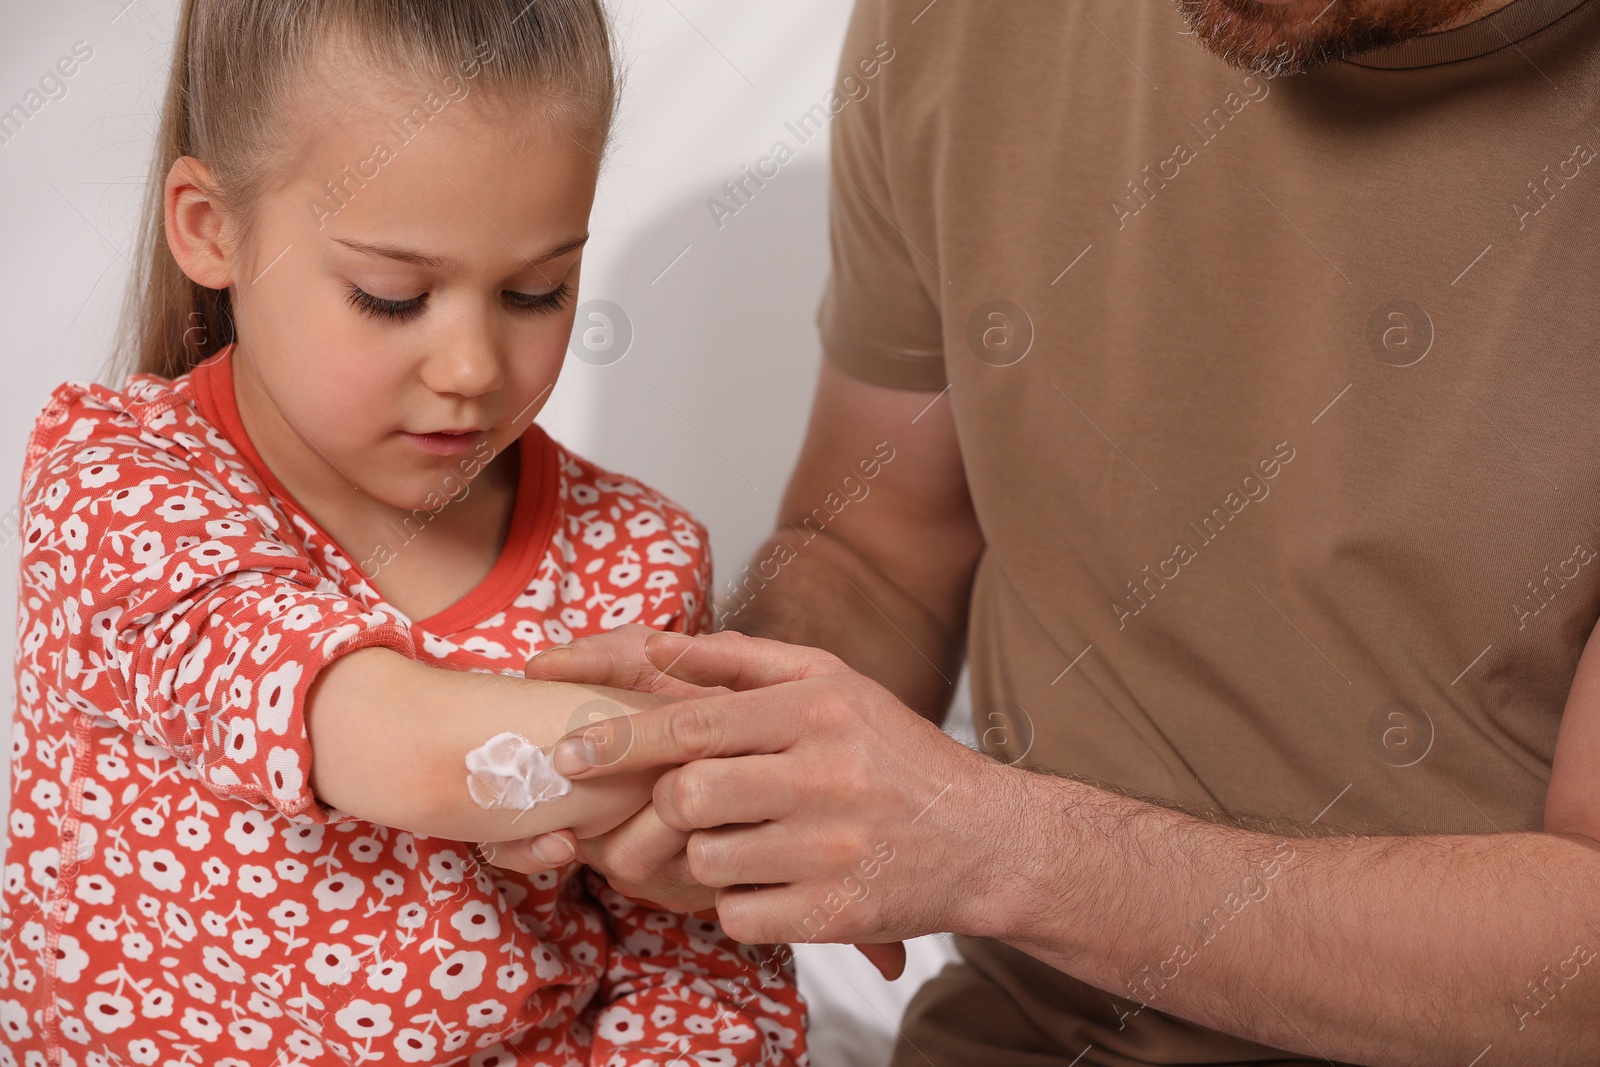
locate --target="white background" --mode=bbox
[0,2,970,1064]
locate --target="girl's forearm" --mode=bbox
[307,646,670,841]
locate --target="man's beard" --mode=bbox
[1173,0,1484,76]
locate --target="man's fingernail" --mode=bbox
[529,644,571,666]
[645,632,689,651]
[552,735,597,776]
[530,836,575,865]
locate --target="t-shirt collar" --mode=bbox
[1341,0,1590,68]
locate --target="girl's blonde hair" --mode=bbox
[114,0,618,382]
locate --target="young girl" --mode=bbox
[0,1,807,1064]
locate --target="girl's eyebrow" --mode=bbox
[331,234,589,274]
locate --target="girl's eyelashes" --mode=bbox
[505,282,573,315]
[344,284,424,322]
[342,282,575,322]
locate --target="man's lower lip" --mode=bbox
[400,431,483,456]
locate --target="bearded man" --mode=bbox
[509,0,1600,1062]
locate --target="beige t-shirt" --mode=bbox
[817,0,1600,1061]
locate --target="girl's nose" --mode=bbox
[423,329,505,398]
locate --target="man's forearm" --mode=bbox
[970,770,1600,1064]
[716,527,964,722]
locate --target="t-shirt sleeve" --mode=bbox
[816,0,948,392]
[18,395,417,825]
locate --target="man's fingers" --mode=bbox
[523,623,673,692]
[551,683,814,778]
[653,754,799,832]
[643,630,847,692]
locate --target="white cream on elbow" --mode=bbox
[464,731,572,813]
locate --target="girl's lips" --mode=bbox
[399,430,483,456]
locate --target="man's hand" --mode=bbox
[476,625,724,912]
[543,627,1020,974]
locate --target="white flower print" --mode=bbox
[596,1007,647,1045]
[311,871,364,911]
[163,901,198,942]
[335,999,393,1039]
[646,538,692,566]
[29,778,60,811]
[223,809,273,854]
[54,934,90,983]
[274,856,308,882]
[307,942,358,986]
[73,873,114,906]
[625,511,667,539]
[255,660,303,734]
[281,821,324,854]
[78,461,120,489]
[227,1017,274,1051]
[173,815,210,850]
[223,716,256,761]
[495,961,528,992]
[232,926,271,959]
[179,1006,222,1041]
[393,1027,437,1062]
[450,901,501,942]
[428,850,466,885]
[121,931,153,962]
[0,999,34,1044]
[236,864,276,897]
[83,991,135,1033]
[600,593,644,629]
[265,745,305,802]
[75,780,110,822]
[366,959,406,993]
[467,1000,508,1028]
[349,835,384,863]
[181,972,216,1004]
[202,855,230,885]
[430,950,486,1000]
[267,900,308,929]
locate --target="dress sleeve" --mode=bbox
[19,400,417,825]
[583,870,808,1065]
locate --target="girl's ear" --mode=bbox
[164,156,235,290]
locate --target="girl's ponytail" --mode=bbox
[110,0,619,384]
[114,0,232,383]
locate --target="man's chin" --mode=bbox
[1173,0,1475,76]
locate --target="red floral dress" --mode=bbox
[0,344,807,1067]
